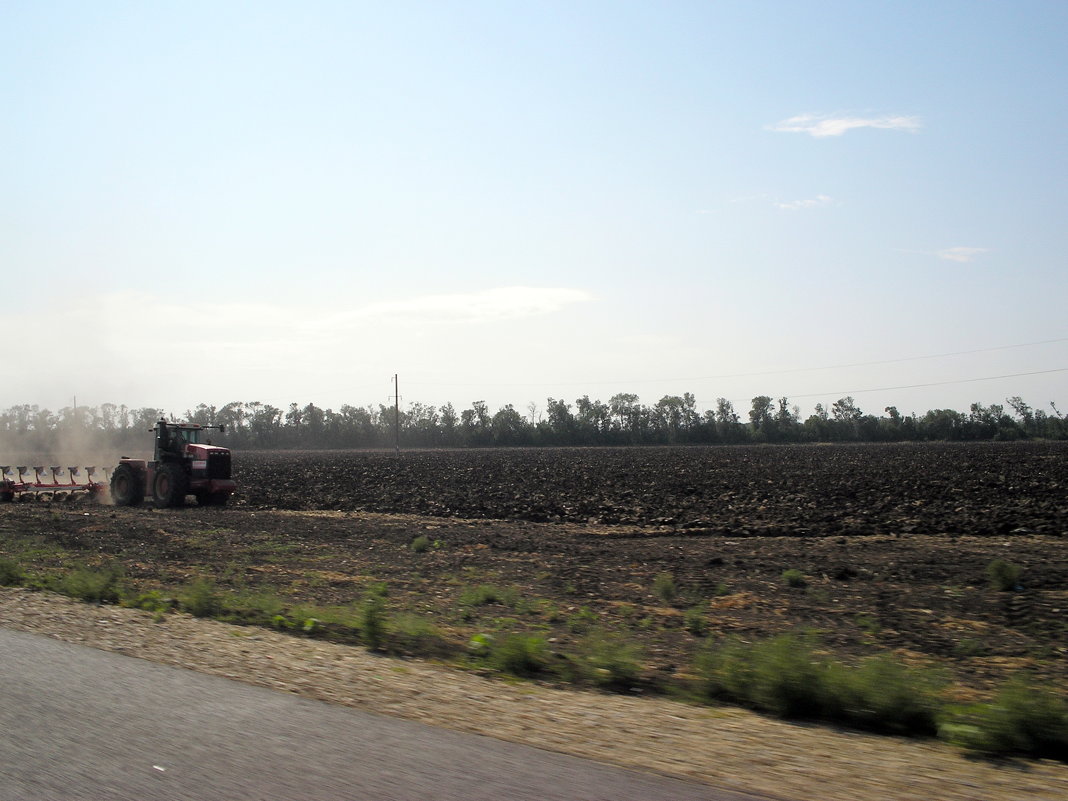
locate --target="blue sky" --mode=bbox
[3,1,1066,421]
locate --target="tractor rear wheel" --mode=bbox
[153,463,188,508]
[110,464,145,507]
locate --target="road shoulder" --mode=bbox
[2,587,1066,801]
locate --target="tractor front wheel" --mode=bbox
[153,463,188,508]
[110,464,145,507]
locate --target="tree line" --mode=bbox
[1,393,1065,453]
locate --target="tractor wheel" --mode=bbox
[153,463,188,508]
[110,464,145,507]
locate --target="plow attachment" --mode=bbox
[0,466,109,502]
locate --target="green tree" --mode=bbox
[832,396,862,421]
[491,404,529,445]
[609,393,640,434]
[460,401,491,446]
[575,395,610,442]
[749,396,774,436]
[714,398,743,442]
[439,402,459,446]
[774,397,799,441]
[249,404,282,445]
[545,398,576,443]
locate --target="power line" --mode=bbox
[684,338,1068,384]
[403,336,1068,389]
[709,367,1068,406]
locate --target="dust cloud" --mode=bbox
[0,426,126,493]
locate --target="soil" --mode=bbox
[3,442,1066,693]
[237,442,1068,537]
[3,442,1068,798]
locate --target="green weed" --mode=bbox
[0,556,24,586]
[360,593,387,650]
[459,584,519,608]
[180,578,223,618]
[684,605,709,636]
[939,677,1068,760]
[694,633,942,735]
[653,572,677,603]
[389,613,442,654]
[489,633,548,677]
[573,630,643,689]
[56,564,123,604]
[830,654,943,735]
[566,605,598,633]
[953,638,987,658]
[122,589,174,613]
[854,613,881,636]
[986,559,1022,592]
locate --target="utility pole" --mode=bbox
[393,374,400,452]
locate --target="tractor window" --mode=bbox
[175,428,201,445]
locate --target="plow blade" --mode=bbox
[0,465,109,502]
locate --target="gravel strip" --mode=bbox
[3,587,1067,801]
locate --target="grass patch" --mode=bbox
[653,572,677,603]
[939,677,1068,760]
[953,638,987,658]
[459,584,521,619]
[0,556,25,586]
[54,564,123,604]
[488,633,548,677]
[225,588,287,620]
[180,578,224,618]
[5,535,68,564]
[986,558,1023,592]
[122,589,175,613]
[684,605,709,636]
[695,633,943,735]
[854,613,881,636]
[459,584,519,607]
[566,605,598,633]
[571,629,643,689]
[360,592,387,650]
[389,613,443,654]
[830,654,944,735]
[781,569,807,588]
[410,534,431,553]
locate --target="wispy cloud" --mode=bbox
[767,113,922,138]
[45,286,594,356]
[775,194,833,211]
[4,286,604,411]
[339,287,594,324]
[937,246,988,263]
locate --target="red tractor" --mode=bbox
[110,419,236,508]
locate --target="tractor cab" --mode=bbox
[154,419,229,458]
[155,419,208,462]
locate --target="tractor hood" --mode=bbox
[187,443,230,458]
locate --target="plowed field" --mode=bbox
[237,442,1067,536]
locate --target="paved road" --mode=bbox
[0,628,762,800]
